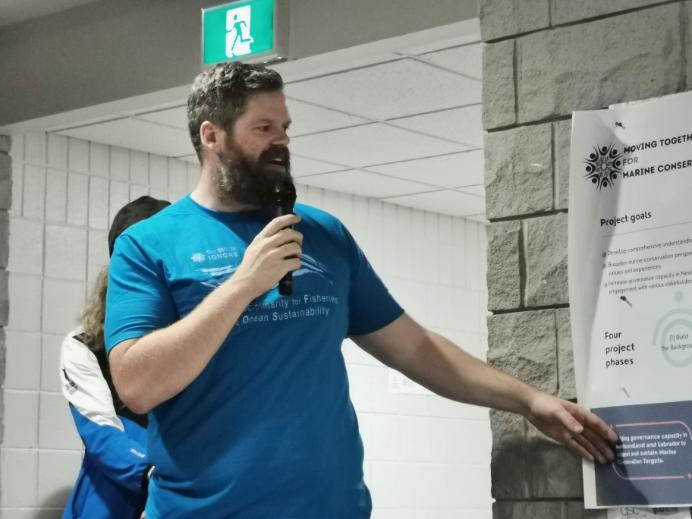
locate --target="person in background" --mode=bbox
[60,196,170,519]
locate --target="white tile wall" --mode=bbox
[1,449,38,508]
[4,331,41,390]
[40,334,64,393]
[25,134,46,166]
[168,160,188,193]
[109,147,129,181]
[186,164,199,192]
[37,450,82,507]
[67,138,88,174]
[87,229,108,283]
[44,226,87,281]
[7,274,42,332]
[89,143,109,178]
[373,511,492,519]
[88,177,109,230]
[45,170,67,223]
[109,181,130,225]
[38,394,82,450]
[3,391,39,448]
[129,183,149,201]
[8,218,43,276]
[10,163,24,217]
[2,133,491,517]
[149,187,168,202]
[47,135,68,169]
[22,166,46,220]
[149,155,168,189]
[66,173,88,226]
[130,150,149,184]
[41,279,85,335]
[1,509,45,519]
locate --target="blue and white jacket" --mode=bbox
[60,328,149,519]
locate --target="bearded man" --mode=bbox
[105,62,617,519]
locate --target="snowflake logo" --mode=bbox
[191,252,206,263]
[584,144,623,190]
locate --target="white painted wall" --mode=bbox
[2,133,491,519]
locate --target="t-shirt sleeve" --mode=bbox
[343,224,404,336]
[105,233,178,353]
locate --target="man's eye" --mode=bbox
[257,125,271,132]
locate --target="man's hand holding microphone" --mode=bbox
[232,213,303,298]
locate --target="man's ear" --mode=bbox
[200,121,224,154]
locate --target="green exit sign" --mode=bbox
[202,0,287,66]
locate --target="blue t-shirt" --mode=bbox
[105,195,403,518]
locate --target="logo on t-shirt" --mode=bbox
[192,246,241,264]
[192,247,333,290]
[190,246,244,288]
[199,264,240,289]
[295,254,333,286]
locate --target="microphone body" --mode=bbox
[270,181,297,296]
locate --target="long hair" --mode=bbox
[80,266,109,353]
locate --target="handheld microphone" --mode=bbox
[270,180,297,296]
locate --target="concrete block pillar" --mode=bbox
[480,1,691,516]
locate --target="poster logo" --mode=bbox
[584,144,623,190]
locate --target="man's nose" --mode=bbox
[273,128,289,146]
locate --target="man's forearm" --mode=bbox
[110,277,255,414]
[355,315,539,417]
[356,314,618,462]
[405,330,539,416]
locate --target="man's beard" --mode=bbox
[215,142,292,208]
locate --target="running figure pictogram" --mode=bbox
[226,12,254,58]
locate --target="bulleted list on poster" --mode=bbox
[568,91,692,512]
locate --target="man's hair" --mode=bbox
[187,62,284,160]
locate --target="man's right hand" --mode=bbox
[232,214,303,297]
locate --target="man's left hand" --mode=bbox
[526,392,618,463]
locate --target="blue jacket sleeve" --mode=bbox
[69,404,149,494]
[61,331,149,494]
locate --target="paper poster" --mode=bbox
[607,508,691,519]
[568,91,692,508]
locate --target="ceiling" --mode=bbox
[52,23,486,221]
[0,0,104,27]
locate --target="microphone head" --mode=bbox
[271,180,296,209]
